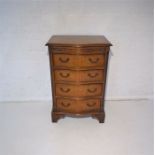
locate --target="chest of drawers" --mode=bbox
[46,35,112,123]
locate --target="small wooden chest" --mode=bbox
[46,35,112,123]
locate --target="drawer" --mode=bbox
[79,47,106,53]
[55,83,103,97]
[52,47,75,53]
[54,69,104,82]
[53,54,105,68]
[52,47,106,54]
[56,98,101,113]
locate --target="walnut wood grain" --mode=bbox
[51,47,107,54]
[54,69,104,82]
[46,35,112,47]
[56,98,101,113]
[53,54,105,68]
[46,35,112,123]
[55,83,103,97]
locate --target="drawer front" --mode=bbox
[55,84,103,97]
[52,47,106,54]
[79,55,105,67]
[56,98,101,113]
[79,47,106,53]
[53,54,76,68]
[53,54,105,68]
[54,69,104,82]
[54,70,77,82]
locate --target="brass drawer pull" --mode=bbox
[60,72,70,78]
[60,87,70,93]
[88,73,98,78]
[87,102,96,107]
[61,102,70,107]
[88,58,99,64]
[59,57,69,63]
[87,88,97,93]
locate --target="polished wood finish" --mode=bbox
[53,54,105,68]
[54,69,104,82]
[55,83,103,97]
[56,98,101,113]
[46,35,112,123]
[46,35,112,47]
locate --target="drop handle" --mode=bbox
[59,57,70,63]
[61,102,70,107]
[88,58,99,64]
[86,102,96,107]
[88,73,99,78]
[60,87,70,93]
[87,88,97,93]
[60,72,70,78]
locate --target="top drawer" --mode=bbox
[52,54,105,68]
[52,47,107,54]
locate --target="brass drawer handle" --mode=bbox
[61,102,70,107]
[60,87,70,93]
[88,58,99,64]
[87,102,96,107]
[87,88,97,93]
[60,72,70,78]
[88,73,98,78]
[59,57,69,63]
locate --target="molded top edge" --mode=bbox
[46,35,112,47]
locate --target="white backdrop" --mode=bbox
[0,0,153,102]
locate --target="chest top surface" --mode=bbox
[46,35,112,47]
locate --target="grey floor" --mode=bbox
[0,100,153,155]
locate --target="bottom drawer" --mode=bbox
[56,98,101,113]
